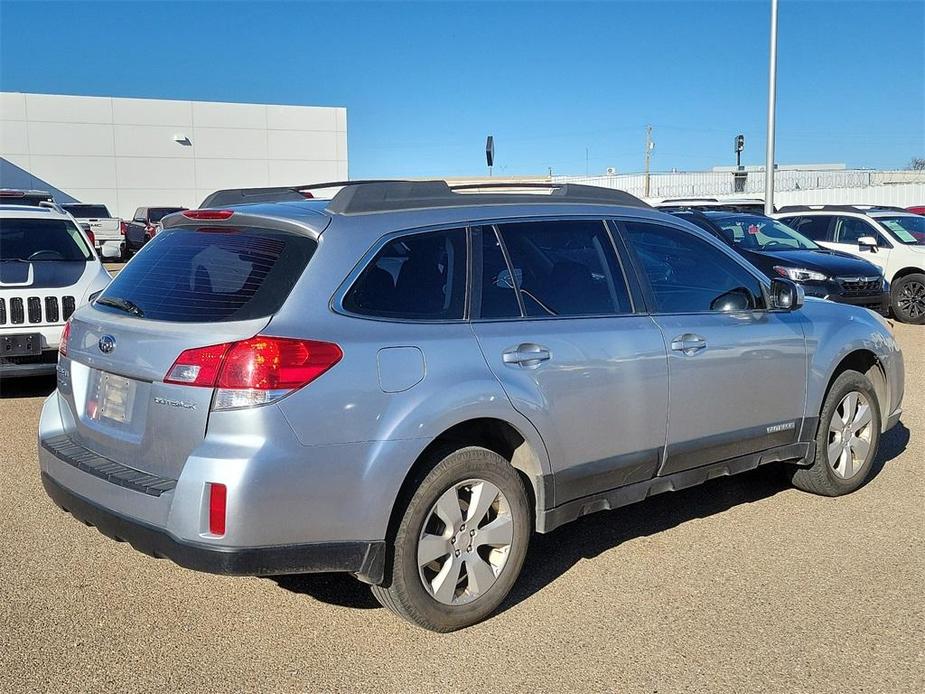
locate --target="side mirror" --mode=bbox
[710,287,754,312]
[769,278,804,311]
[857,236,878,252]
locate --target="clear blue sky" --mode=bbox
[1,1,922,177]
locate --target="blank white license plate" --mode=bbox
[93,372,135,424]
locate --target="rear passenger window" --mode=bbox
[344,228,467,320]
[97,228,316,322]
[479,227,521,319]
[787,216,832,241]
[496,220,631,317]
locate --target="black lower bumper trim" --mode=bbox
[41,472,386,584]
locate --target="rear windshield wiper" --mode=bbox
[96,296,145,317]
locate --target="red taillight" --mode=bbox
[218,337,343,390]
[164,342,231,386]
[209,483,227,536]
[86,229,95,246]
[120,220,127,236]
[164,336,342,409]
[59,321,71,357]
[183,209,235,220]
[299,191,314,199]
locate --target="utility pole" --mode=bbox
[644,125,654,198]
[764,0,779,215]
[585,147,590,176]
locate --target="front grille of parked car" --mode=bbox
[838,277,882,296]
[0,296,76,325]
[41,434,178,497]
[0,350,57,366]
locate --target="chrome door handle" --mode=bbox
[503,344,551,368]
[670,333,707,356]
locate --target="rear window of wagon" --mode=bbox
[96,227,316,322]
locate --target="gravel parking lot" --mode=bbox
[1,324,922,693]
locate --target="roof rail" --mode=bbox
[777,204,909,214]
[201,179,649,214]
[660,197,720,203]
[326,180,649,215]
[199,180,406,209]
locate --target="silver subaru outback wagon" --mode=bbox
[39,181,904,631]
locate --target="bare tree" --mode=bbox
[908,157,925,170]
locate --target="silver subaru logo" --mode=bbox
[98,335,116,354]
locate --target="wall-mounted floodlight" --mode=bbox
[172,134,192,146]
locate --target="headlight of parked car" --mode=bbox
[773,266,827,282]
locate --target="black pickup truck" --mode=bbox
[122,206,187,256]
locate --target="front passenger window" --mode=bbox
[624,221,765,313]
[835,217,875,245]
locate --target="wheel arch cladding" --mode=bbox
[891,266,925,282]
[384,418,548,552]
[821,349,889,431]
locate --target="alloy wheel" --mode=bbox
[417,479,514,605]
[827,391,873,479]
[897,280,925,319]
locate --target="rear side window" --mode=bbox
[97,228,316,322]
[343,228,467,320]
[496,220,632,317]
[149,207,186,222]
[0,218,92,262]
[786,215,832,241]
[479,226,522,319]
[62,204,111,218]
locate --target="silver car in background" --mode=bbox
[38,181,904,631]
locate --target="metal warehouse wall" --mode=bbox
[0,92,347,218]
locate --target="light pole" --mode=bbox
[764,0,779,215]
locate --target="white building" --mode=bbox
[0,92,347,218]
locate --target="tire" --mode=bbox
[371,446,531,632]
[789,370,881,496]
[890,272,925,324]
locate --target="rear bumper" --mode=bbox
[42,472,386,583]
[0,350,58,378]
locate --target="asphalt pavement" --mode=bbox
[1,323,922,693]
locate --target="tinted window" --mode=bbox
[97,228,315,322]
[786,215,833,241]
[671,212,724,238]
[496,220,631,317]
[149,207,186,223]
[625,221,765,313]
[834,216,877,245]
[62,204,111,218]
[479,226,521,318]
[0,218,92,261]
[344,228,467,320]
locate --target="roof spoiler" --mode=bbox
[198,180,405,209]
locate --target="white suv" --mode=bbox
[1,205,111,377]
[776,205,925,323]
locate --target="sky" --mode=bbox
[1,0,923,178]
